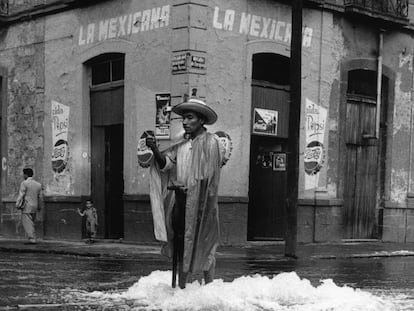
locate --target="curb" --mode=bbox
[0,246,103,258]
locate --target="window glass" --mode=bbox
[347,69,377,98]
[90,54,125,85]
[111,58,125,82]
[252,53,290,85]
[91,61,111,85]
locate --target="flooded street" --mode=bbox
[1,251,414,310]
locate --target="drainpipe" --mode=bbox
[375,30,384,139]
[406,41,414,243]
[408,44,414,197]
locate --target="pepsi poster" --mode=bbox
[51,100,69,173]
[304,98,327,190]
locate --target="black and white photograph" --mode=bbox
[0,0,414,310]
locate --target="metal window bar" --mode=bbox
[344,0,408,18]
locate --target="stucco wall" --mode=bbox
[0,18,45,200]
[41,0,172,197]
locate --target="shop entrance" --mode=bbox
[89,53,125,239]
[344,69,388,239]
[247,53,290,240]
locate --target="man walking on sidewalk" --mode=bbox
[146,99,224,289]
[16,168,43,244]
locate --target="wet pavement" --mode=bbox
[1,238,414,310]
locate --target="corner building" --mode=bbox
[1,0,414,244]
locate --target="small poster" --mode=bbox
[172,53,188,73]
[191,55,206,70]
[253,108,278,136]
[273,153,286,171]
[155,93,171,140]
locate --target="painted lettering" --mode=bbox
[223,10,235,31]
[151,7,161,29]
[160,5,170,27]
[132,12,141,34]
[127,14,133,34]
[250,15,261,36]
[269,20,276,39]
[107,18,117,38]
[260,17,271,39]
[86,23,95,44]
[275,21,285,41]
[77,5,170,46]
[239,12,251,34]
[213,7,223,29]
[99,20,109,41]
[78,26,86,45]
[212,6,313,48]
[141,9,151,31]
[284,23,291,43]
[118,15,127,36]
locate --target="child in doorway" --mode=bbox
[77,199,98,243]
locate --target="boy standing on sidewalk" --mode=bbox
[77,200,98,243]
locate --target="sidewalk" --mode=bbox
[1,237,414,260]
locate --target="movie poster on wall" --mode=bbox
[155,93,171,140]
[304,98,327,190]
[51,100,69,173]
[252,108,278,136]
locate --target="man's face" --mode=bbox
[182,111,204,135]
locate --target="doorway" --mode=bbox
[343,69,388,239]
[247,53,290,240]
[88,53,125,239]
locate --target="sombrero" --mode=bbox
[172,99,217,125]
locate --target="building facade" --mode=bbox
[1,0,414,244]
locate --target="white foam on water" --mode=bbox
[79,271,397,311]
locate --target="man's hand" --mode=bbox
[145,136,157,150]
[167,182,188,194]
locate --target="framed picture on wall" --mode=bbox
[273,153,286,171]
[252,108,278,136]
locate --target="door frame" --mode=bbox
[247,81,290,240]
[339,59,395,237]
[90,82,125,239]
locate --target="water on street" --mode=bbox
[1,251,414,310]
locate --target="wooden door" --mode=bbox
[90,85,124,239]
[344,95,379,238]
[248,83,289,240]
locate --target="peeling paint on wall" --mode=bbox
[390,168,408,203]
[393,72,411,135]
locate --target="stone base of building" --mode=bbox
[382,204,414,242]
[123,195,249,246]
[1,199,45,240]
[4,196,413,244]
[297,198,344,243]
[1,195,248,244]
